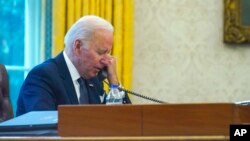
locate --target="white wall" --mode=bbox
[132,0,250,104]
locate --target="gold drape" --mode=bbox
[52,0,133,90]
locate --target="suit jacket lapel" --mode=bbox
[54,52,79,104]
[85,80,102,104]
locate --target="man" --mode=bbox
[16,15,131,116]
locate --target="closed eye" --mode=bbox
[96,49,110,55]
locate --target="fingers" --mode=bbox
[107,56,116,65]
[100,55,117,66]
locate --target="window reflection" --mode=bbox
[0,0,24,65]
[0,0,25,115]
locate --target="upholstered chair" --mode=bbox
[0,64,13,122]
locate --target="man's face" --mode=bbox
[76,29,113,79]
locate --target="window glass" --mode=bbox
[0,0,25,65]
[0,0,25,115]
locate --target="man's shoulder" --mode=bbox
[30,52,65,74]
[30,59,56,74]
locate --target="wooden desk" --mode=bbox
[58,103,250,137]
[0,103,248,141]
[0,136,229,141]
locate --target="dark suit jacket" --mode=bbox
[16,52,130,116]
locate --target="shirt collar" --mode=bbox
[63,51,81,81]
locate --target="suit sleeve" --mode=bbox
[16,66,57,116]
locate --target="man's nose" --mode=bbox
[100,56,108,65]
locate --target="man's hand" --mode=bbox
[100,55,119,85]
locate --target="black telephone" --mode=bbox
[98,68,166,104]
[99,67,108,81]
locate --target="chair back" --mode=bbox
[0,64,13,122]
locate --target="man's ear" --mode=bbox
[74,39,82,49]
[73,39,82,54]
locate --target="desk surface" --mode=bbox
[0,136,229,141]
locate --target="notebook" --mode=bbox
[0,111,58,136]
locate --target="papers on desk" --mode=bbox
[235,100,250,105]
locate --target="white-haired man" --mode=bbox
[17,15,131,116]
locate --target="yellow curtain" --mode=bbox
[52,0,133,90]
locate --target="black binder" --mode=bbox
[0,111,58,136]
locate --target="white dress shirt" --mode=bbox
[63,51,81,102]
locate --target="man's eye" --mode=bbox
[96,49,110,56]
[97,51,104,55]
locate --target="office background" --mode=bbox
[132,0,250,104]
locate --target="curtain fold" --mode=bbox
[52,0,133,90]
[52,0,66,57]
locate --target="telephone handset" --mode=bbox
[98,67,108,81]
[98,68,166,104]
